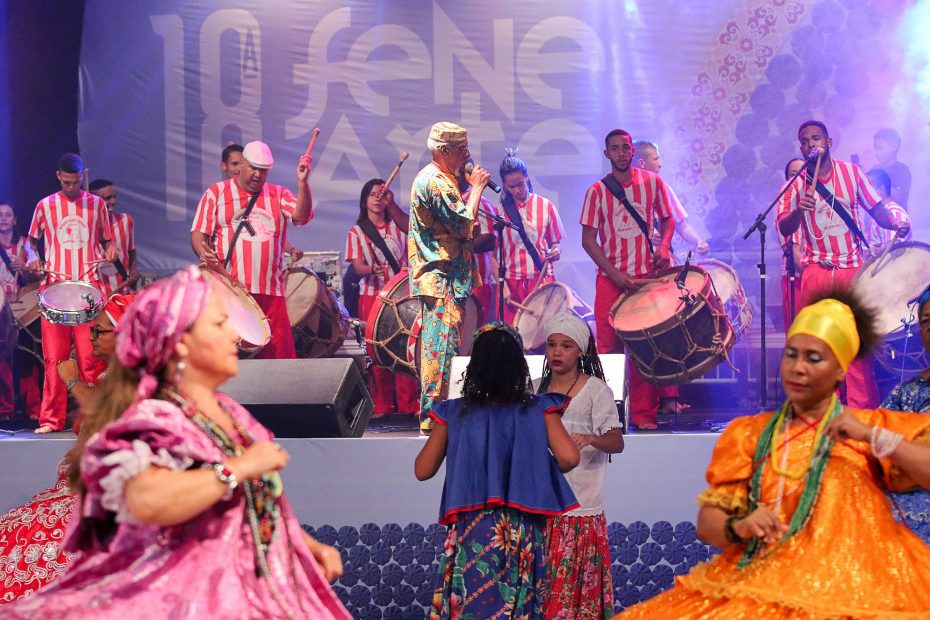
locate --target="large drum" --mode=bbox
[852,241,930,374]
[284,266,349,358]
[610,266,735,386]
[513,282,595,354]
[365,270,482,379]
[697,259,752,338]
[201,270,270,356]
[9,282,40,329]
[38,281,104,325]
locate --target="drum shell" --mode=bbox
[610,266,735,386]
[37,281,104,326]
[9,283,40,328]
[697,259,752,338]
[284,267,349,358]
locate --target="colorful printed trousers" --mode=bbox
[418,296,464,419]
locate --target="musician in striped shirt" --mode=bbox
[191,141,312,359]
[497,151,566,324]
[581,129,674,430]
[89,179,136,297]
[777,120,910,407]
[26,153,117,433]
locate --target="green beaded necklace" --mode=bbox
[738,396,840,569]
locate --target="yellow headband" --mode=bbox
[786,299,859,370]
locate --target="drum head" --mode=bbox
[39,281,102,311]
[202,270,270,349]
[513,283,593,352]
[364,270,421,377]
[852,242,930,336]
[611,269,708,331]
[284,267,322,325]
[697,259,737,301]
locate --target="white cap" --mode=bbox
[242,141,274,169]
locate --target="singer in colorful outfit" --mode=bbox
[618,292,930,618]
[408,122,490,435]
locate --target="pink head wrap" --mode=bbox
[115,266,210,400]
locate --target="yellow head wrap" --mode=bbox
[786,298,859,370]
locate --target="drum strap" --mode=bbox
[600,175,655,254]
[500,197,545,271]
[357,218,402,274]
[223,190,262,270]
[804,172,870,247]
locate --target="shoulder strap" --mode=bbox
[500,197,545,270]
[804,172,869,247]
[600,175,654,253]
[357,219,402,274]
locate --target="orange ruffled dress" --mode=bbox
[618,408,930,619]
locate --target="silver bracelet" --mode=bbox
[211,463,239,499]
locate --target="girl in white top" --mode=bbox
[537,312,623,619]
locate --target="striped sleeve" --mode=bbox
[546,199,565,243]
[27,201,45,240]
[579,183,602,228]
[853,164,884,211]
[653,176,673,220]
[191,186,217,234]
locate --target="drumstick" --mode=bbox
[381,152,410,192]
[508,300,535,314]
[806,148,824,199]
[304,128,321,158]
[869,238,896,277]
[41,269,70,278]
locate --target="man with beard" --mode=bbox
[191,141,312,359]
[777,119,909,407]
[580,129,674,430]
[408,122,490,434]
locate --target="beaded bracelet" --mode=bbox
[870,426,903,460]
[724,515,746,545]
[211,463,239,500]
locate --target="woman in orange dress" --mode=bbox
[618,293,930,619]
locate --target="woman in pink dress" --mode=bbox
[0,293,133,604]
[4,266,351,619]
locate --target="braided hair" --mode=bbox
[537,325,605,393]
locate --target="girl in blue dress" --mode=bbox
[882,283,930,542]
[415,321,580,619]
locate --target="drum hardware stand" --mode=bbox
[478,206,519,322]
[743,160,809,411]
[674,251,695,308]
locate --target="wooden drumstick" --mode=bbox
[806,148,824,199]
[381,152,410,192]
[508,300,535,314]
[869,238,896,276]
[304,128,321,158]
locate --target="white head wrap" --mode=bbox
[543,312,590,353]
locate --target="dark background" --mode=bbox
[2,0,86,232]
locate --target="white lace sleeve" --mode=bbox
[590,378,622,435]
[98,439,194,524]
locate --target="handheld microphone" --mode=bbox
[464,162,502,194]
[675,250,692,289]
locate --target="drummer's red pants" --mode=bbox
[472,282,498,323]
[39,318,105,431]
[594,274,677,427]
[253,294,296,360]
[781,273,803,332]
[359,294,419,415]
[0,357,12,418]
[797,263,879,408]
[0,348,40,419]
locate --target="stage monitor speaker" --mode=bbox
[220,358,373,438]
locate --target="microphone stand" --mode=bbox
[477,205,518,321]
[742,159,810,411]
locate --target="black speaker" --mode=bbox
[221,358,373,438]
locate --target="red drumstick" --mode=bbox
[305,128,321,158]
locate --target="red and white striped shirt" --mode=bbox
[191,179,307,296]
[463,190,497,285]
[344,220,407,296]
[580,169,673,277]
[498,194,565,279]
[0,237,28,299]
[776,160,882,269]
[28,191,112,288]
[98,211,135,297]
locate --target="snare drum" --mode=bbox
[697,259,752,337]
[512,282,595,353]
[201,270,270,355]
[610,266,735,385]
[365,269,482,378]
[38,281,104,325]
[284,267,349,358]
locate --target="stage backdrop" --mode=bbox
[78,0,929,310]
